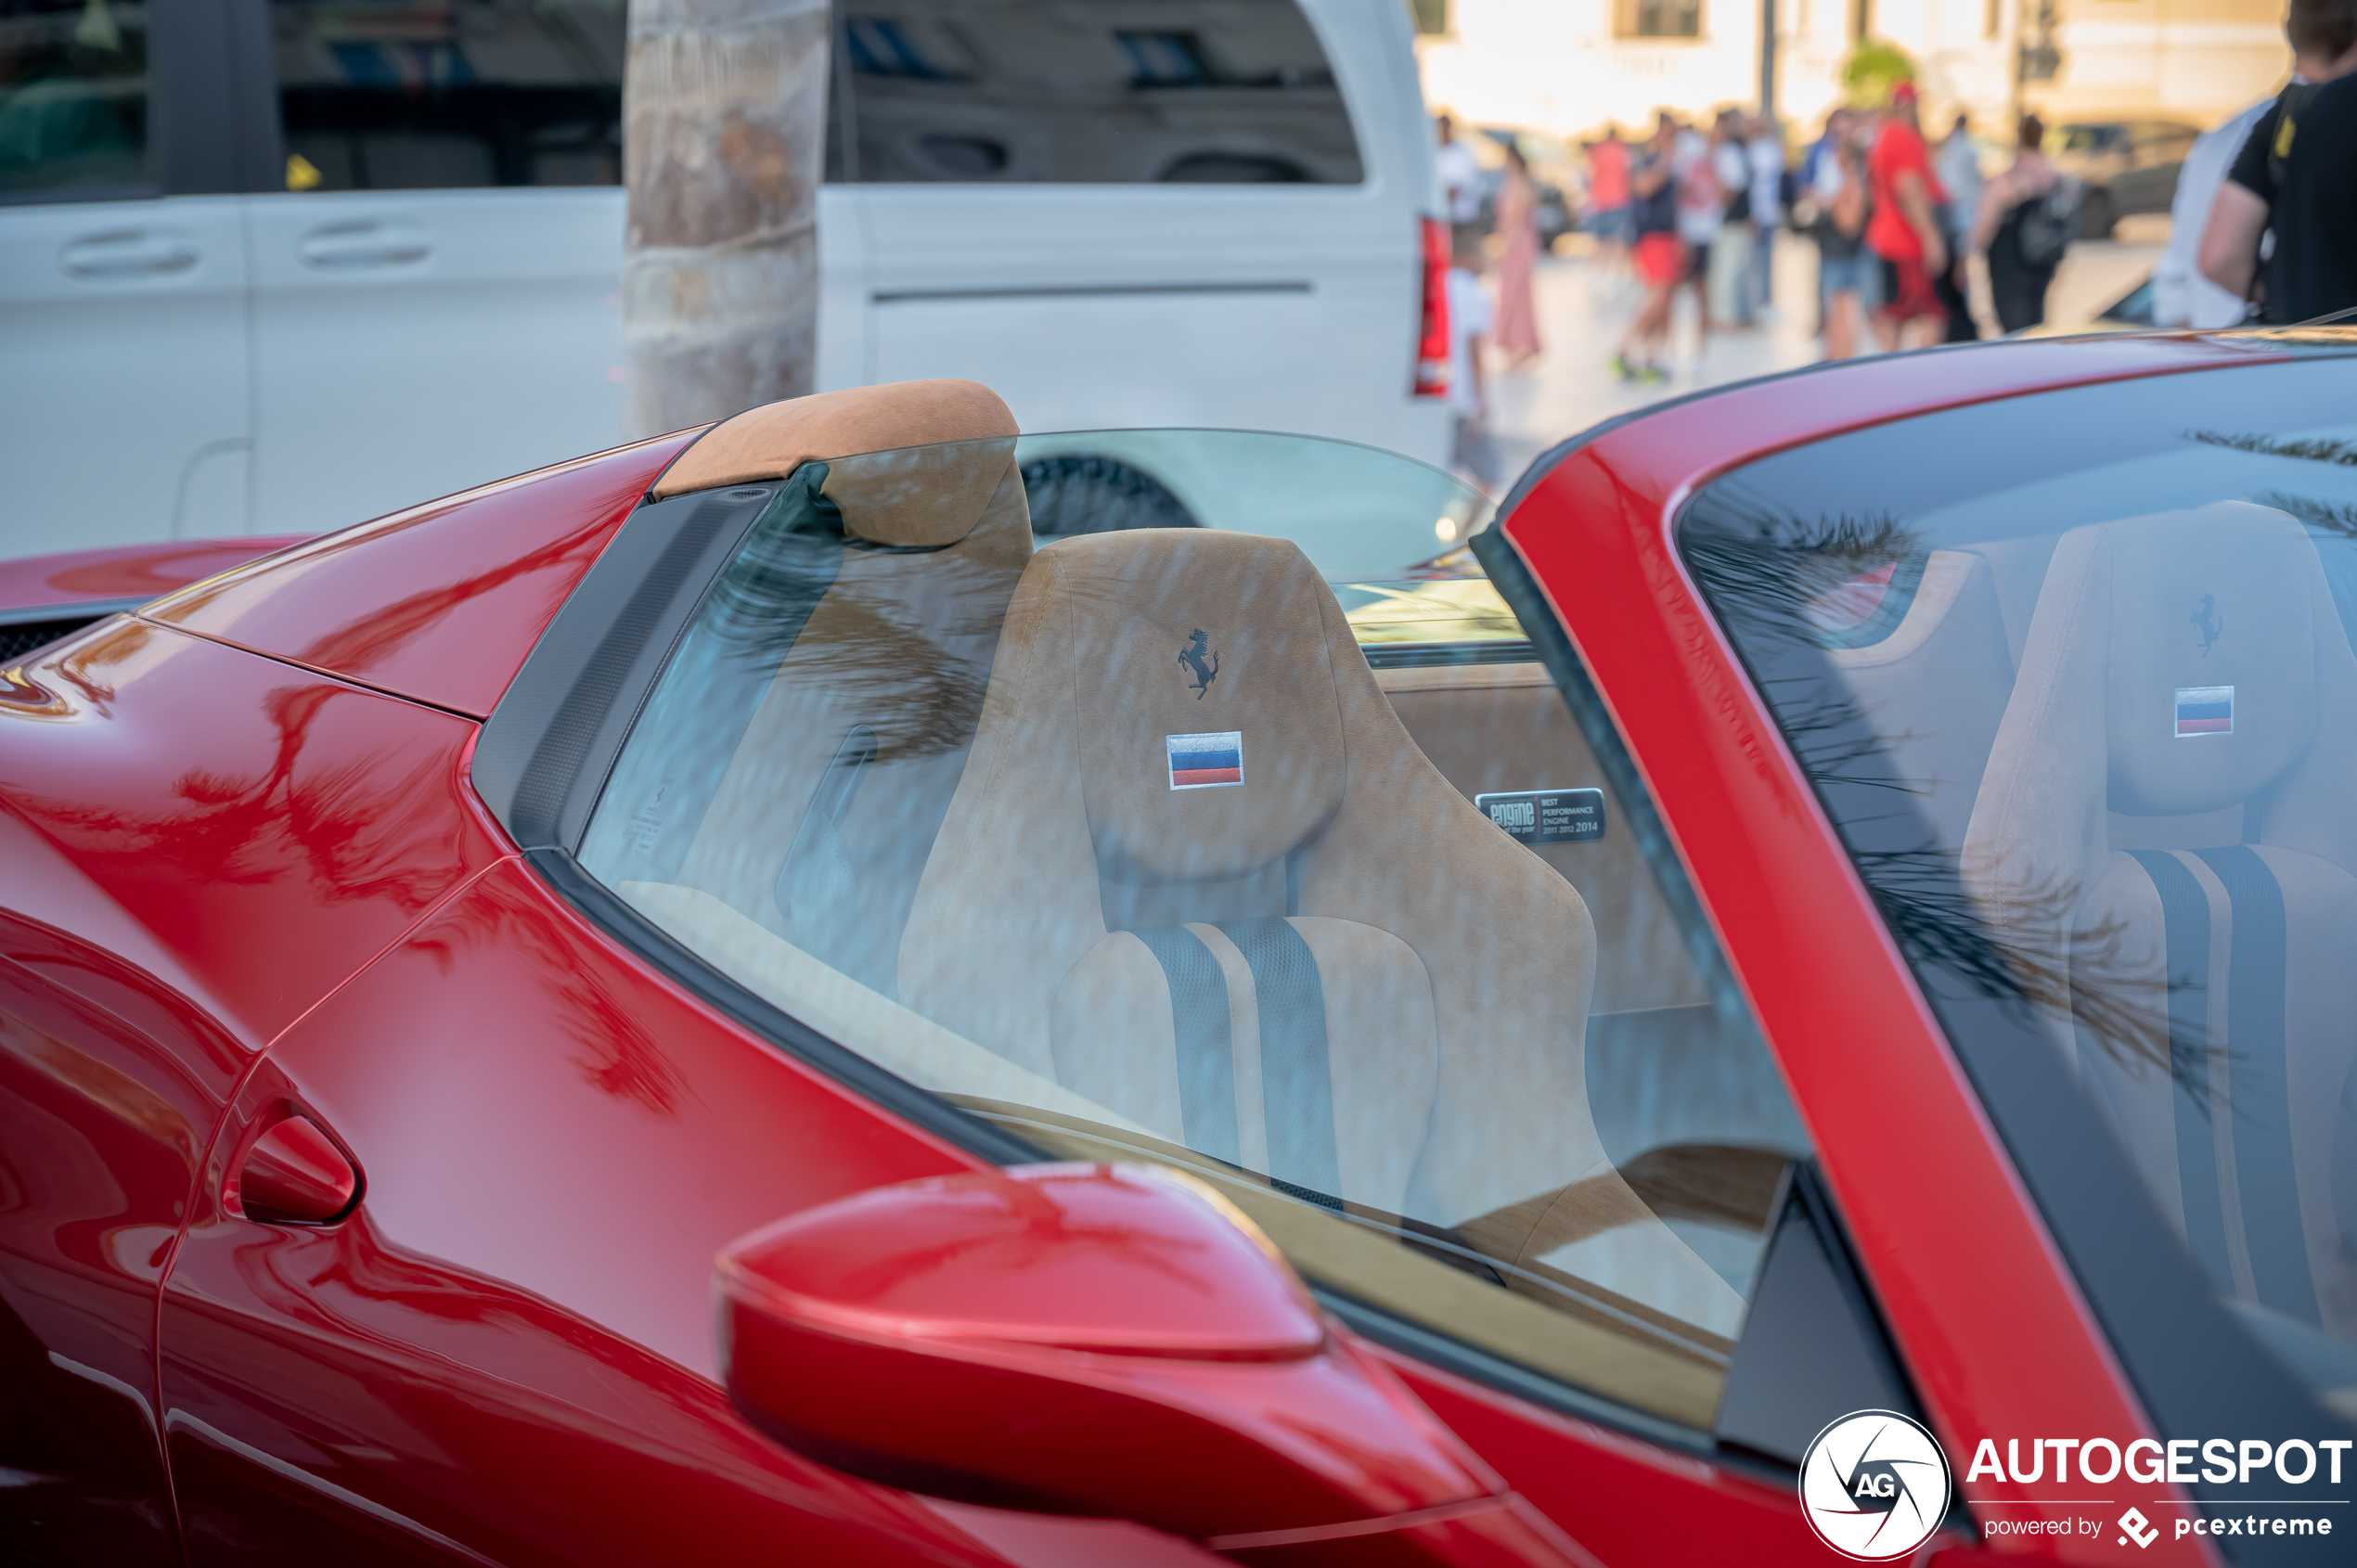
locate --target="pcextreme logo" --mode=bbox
[1962,1434,2348,1549]
[1799,1410,1951,1561]
[1800,1411,2352,1556]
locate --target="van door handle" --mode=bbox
[227,1115,361,1226]
[58,231,200,279]
[297,223,431,270]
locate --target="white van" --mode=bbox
[0,0,1447,557]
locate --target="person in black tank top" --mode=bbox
[1972,113,2068,334]
[2199,0,2357,323]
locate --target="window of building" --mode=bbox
[1616,0,1705,40]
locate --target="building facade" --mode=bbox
[1413,0,2288,142]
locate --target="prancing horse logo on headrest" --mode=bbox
[1178,629,1220,700]
[2192,594,2223,656]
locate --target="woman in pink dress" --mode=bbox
[1491,143,1543,366]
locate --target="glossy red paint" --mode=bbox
[0,537,307,616]
[158,855,1018,1565]
[1497,337,2246,1565]
[0,620,506,1053]
[0,621,506,1562]
[718,1163,1561,1556]
[1206,1497,1596,1568]
[1379,1351,1849,1568]
[148,432,699,718]
[726,1163,1326,1360]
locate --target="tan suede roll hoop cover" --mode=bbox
[650,379,1018,501]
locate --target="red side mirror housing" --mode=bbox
[716,1163,1580,1562]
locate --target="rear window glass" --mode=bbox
[270,0,624,191]
[1678,352,2357,1443]
[825,0,1364,185]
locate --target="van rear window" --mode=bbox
[826,0,1364,185]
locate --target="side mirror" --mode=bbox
[716,1163,1579,1563]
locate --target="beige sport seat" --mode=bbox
[1962,501,2357,1341]
[897,527,1606,1232]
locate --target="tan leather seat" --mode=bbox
[898,528,1604,1229]
[1963,502,2357,1341]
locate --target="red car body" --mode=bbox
[0,535,310,666]
[5,339,2305,1567]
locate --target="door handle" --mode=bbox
[58,231,200,279]
[297,223,431,270]
[228,1115,361,1226]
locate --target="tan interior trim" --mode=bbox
[1372,661,1554,694]
[650,379,1019,500]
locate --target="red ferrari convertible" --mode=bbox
[6,337,2357,1567]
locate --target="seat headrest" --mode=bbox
[817,436,1025,550]
[1015,530,1351,884]
[2079,503,2322,816]
[1965,502,2357,948]
[650,379,1019,547]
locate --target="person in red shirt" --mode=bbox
[1866,81,1951,350]
[1586,127,1634,276]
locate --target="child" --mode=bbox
[1446,225,1500,490]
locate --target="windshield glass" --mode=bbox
[1677,353,2357,1446]
[577,426,1810,1438]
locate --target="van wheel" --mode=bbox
[1020,456,1200,536]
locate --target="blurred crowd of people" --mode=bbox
[1432,0,2357,494]
[1599,84,2087,382]
[1598,106,1787,383]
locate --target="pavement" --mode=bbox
[1481,221,2170,489]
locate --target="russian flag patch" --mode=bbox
[2175,685,2233,738]
[1167,731,1243,790]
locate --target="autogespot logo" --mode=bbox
[1799,1410,1953,1561]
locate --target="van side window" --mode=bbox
[269,0,623,191]
[825,0,1364,185]
[0,0,148,193]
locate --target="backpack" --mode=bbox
[2016,175,2080,269]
